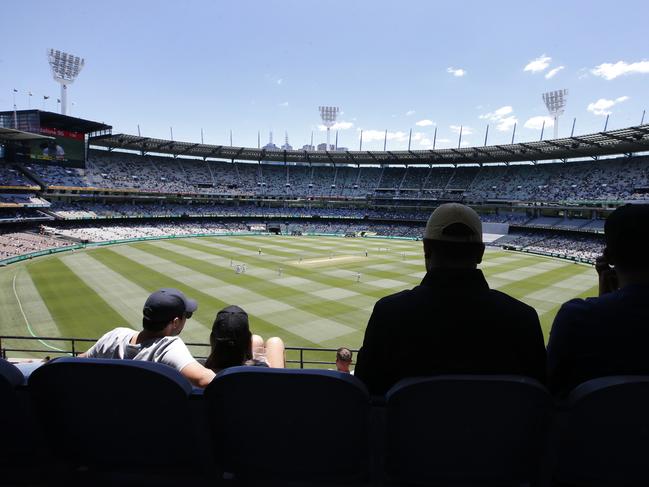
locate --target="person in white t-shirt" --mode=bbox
[80,288,215,388]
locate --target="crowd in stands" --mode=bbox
[0,165,38,188]
[0,193,49,206]
[7,151,648,202]
[0,208,53,222]
[0,231,72,259]
[494,231,603,262]
[40,221,250,242]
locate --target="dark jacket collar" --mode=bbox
[420,268,490,292]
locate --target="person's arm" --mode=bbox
[180,361,216,388]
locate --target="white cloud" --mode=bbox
[447,67,466,77]
[524,116,555,130]
[479,106,518,132]
[496,116,518,132]
[405,110,416,116]
[318,121,354,131]
[276,78,283,85]
[449,125,473,135]
[278,101,289,107]
[545,66,565,79]
[524,55,551,73]
[359,129,409,142]
[586,96,630,116]
[479,106,513,119]
[591,60,649,80]
[415,119,434,127]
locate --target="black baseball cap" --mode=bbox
[605,204,649,267]
[143,288,198,325]
[213,305,250,339]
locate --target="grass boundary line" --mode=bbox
[12,271,67,353]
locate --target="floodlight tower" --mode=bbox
[542,89,568,139]
[47,49,85,116]
[319,106,339,151]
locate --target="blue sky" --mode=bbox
[2,0,648,150]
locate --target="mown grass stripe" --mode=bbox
[26,257,128,340]
[120,243,357,344]
[89,248,321,348]
[167,238,416,300]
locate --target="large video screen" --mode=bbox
[28,126,84,163]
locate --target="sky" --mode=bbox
[2,0,648,151]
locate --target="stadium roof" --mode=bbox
[0,110,112,134]
[0,127,54,142]
[90,124,649,166]
[38,111,112,134]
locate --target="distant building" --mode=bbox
[263,131,278,150]
[302,144,315,151]
[335,146,349,152]
[317,143,335,151]
[281,132,293,151]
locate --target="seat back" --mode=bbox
[556,376,649,487]
[28,357,197,472]
[0,359,26,463]
[204,366,370,482]
[386,375,553,486]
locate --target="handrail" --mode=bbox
[0,335,358,369]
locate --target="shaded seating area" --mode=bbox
[205,367,370,484]
[3,356,649,485]
[385,375,553,486]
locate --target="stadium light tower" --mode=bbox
[47,49,85,116]
[319,106,339,151]
[542,89,568,139]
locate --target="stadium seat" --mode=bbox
[0,358,48,483]
[0,358,25,460]
[385,375,554,486]
[28,357,209,485]
[555,376,649,487]
[204,366,370,483]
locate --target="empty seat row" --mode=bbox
[2,357,649,486]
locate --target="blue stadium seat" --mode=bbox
[385,375,553,486]
[204,366,370,483]
[28,357,208,484]
[0,358,25,461]
[0,358,48,483]
[555,376,649,487]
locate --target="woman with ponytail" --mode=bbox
[205,305,285,372]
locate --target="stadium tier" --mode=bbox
[2,150,646,201]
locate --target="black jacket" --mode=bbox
[354,268,546,395]
[547,284,649,397]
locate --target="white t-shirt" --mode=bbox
[85,327,197,373]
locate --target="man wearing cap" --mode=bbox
[355,203,546,395]
[547,204,649,397]
[80,288,215,388]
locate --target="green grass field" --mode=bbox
[0,235,598,361]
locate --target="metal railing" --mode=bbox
[0,335,358,369]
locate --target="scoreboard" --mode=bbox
[0,109,111,167]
